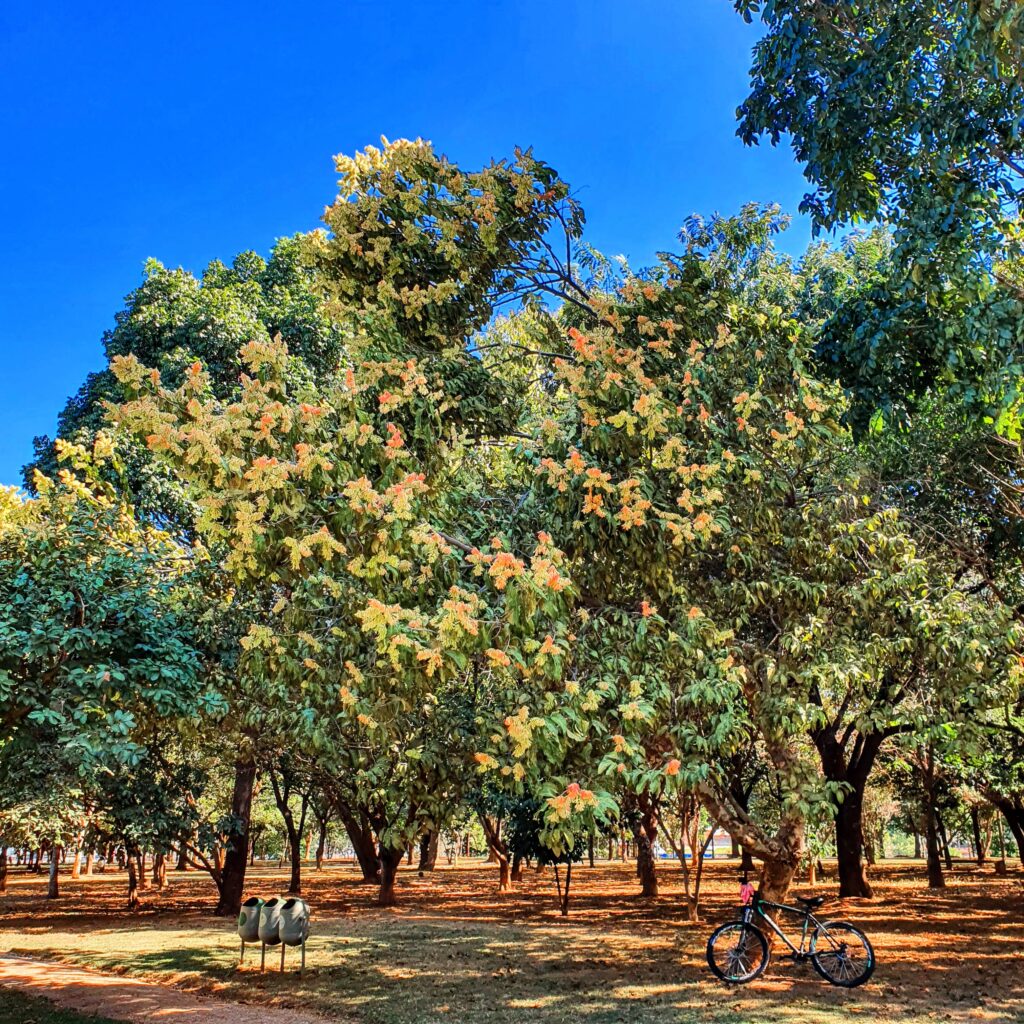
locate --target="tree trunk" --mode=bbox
[152,852,166,890]
[863,832,876,866]
[288,828,302,894]
[337,806,380,883]
[479,814,512,892]
[47,847,61,899]
[511,850,524,882]
[922,748,945,888]
[997,804,1024,865]
[758,853,799,905]
[936,813,953,870]
[126,850,141,909]
[631,805,659,898]
[914,832,922,859]
[0,848,7,894]
[378,846,401,906]
[417,830,439,872]
[316,817,329,871]
[555,861,573,916]
[215,758,257,916]
[971,806,986,866]
[814,727,883,899]
[835,788,873,898]
[699,781,803,910]
[497,853,511,891]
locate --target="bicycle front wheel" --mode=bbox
[706,921,769,984]
[810,921,875,987]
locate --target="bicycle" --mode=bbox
[706,884,875,987]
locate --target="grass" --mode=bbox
[0,988,123,1024]
[1,858,1022,1024]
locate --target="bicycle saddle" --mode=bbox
[794,894,827,909]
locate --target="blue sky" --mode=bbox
[0,0,812,486]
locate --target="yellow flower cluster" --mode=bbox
[503,706,544,757]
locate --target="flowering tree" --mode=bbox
[108,138,581,905]
[470,212,1022,901]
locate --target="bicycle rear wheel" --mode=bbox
[706,922,769,984]
[810,921,875,987]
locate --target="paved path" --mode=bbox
[0,955,329,1023]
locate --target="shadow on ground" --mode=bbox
[2,859,1022,1024]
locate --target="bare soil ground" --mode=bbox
[0,857,1022,1024]
[0,955,327,1023]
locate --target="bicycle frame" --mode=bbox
[740,894,822,959]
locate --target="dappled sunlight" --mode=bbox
[1,858,1022,1023]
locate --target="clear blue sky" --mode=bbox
[0,0,812,486]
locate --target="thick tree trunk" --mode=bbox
[758,852,799,905]
[699,781,804,911]
[835,789,873,898]
[337,806,380,883]
[0,848,7,893]
[815,728,883,899]
[215,758,257,916]
[378,847,401,906]
[417,830,439,872]
[511,851,524,882]
[47,846,61,899]
[997,804,1024,865]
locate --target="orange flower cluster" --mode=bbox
[546,782,597,820]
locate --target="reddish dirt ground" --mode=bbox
[0,955,327,1023]
[0,856,1022,1024]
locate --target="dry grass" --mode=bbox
[1,857,1022,1024]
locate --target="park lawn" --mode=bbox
[1,859,1022,1024]
[0,987,123,1024]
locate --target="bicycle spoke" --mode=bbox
[811,923,873,987]
[708,923,767,983]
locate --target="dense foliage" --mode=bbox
[4,9,1024,916]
